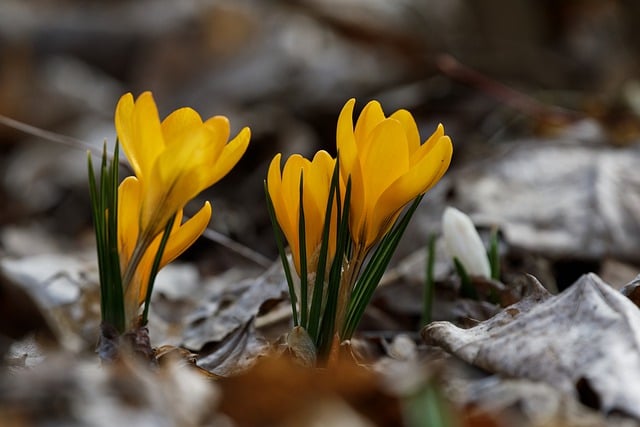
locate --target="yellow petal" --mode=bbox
[161,107,204,148]
[389,109,421,154]
[126,203,211,308]
[372,136,452,240]
[412,124,445,166]
[267,154,302,273]
[117,176,142,268]
[206,127,251,187]
[115,93,139,176]
[302,151,334,263]
[204,115,231,143]
[336,98,357,180]
[359,119,410,226]
[346,158,367,246]
[129,92,165,181]
[354,100,386,147]
[421,136,453,193]
[160,203,211,266]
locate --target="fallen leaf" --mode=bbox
[182,260,286,350]
[423,273,640,419]
[195,321,269,376]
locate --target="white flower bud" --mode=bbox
[442,207,491,278]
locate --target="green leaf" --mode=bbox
[316,176,351,360]
[141,213,176,325]
[342,195,423,339]
[264,182,299,326]
[307,159,341,345]
[403,382,458,427]
[88,142,125,333]
[453,257,477,300]
[298,173,308,328]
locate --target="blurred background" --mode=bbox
[2,0,640,288]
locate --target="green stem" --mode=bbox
[141,214,176,325]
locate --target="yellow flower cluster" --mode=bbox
[115,92,250,326]
[267,98,452,276]
[267,151,337,276]
[338,99,452,250]
[99,91,451,337]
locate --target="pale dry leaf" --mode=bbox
[423,273,640,419]
[196,322,269,376]
[182,260,286,350]
[453,142,640,262]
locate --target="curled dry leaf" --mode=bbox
[196,321,270,377]
[182,260,286,350]
[423,273,640,419]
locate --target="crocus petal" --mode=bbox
[267,153,303,273]
[134,202,213,305]
[129,92,165,181]
[389,109,421,154]
[370,136,452,243]
[267,151,339,276]
[354,100,386,147]
[117,176,142,268]
[204,115,231,143]
[421,136,453,194]
[412,124,445,166]
[123,203,212,318]
[336,98,357,180]
[359,118,410,212]
[161,202,212,266]
[140,127,210,237]
[205,127,251,187]
[267,154,290,238]
[161,107,205,147]
[303,151,335,261]
[336,99,453,250]
[114,93,137,173]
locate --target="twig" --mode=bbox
[0,113,273,268]
[436,54,581,121]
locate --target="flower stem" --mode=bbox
[335,243,366,340]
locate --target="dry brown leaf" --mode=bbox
[423,273,640,419]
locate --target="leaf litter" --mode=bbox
[3,1,640,425]
[424,273,640,419]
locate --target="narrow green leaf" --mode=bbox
[298,173,308,328]
[453,257,477,300]
[309,171,335,347]
[342,195,423,339]
[316,178,351,358]
[403,382,458,427]
[307,159,340,341]
[141,213,176,325]
[88,142,124,334]
[107,141,124,332]
[264,182,299,326]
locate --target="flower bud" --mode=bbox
[442,207,490,278]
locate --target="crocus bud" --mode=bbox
[442,207,491,278]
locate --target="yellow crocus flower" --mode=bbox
[337,98,453,250]
[266,151,338,276]
[118,176,212,324]
[115,92,250,246]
